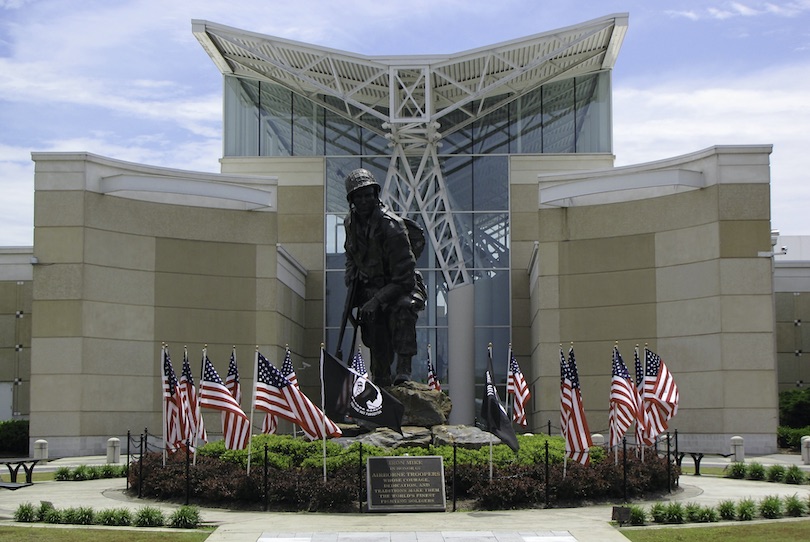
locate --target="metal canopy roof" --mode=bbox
[192,14,628,136]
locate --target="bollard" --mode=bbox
[730,436,745,463]
[34,439,48,461]
[802,436,810,465]
[591,433,605,446]
[107,437,121,464]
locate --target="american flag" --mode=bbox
[609,346,637,448]
[506,346,529,426]
[162,346,185,452]
[634,346,649,446]
[199,354,250,450]
[349,349,368,376]
[179,347,206,447]
[642,347,679,444]
[559,346,593,465]
[426,344,441,392]
[261,347,298,434]
[225,348,241,404]
[281,347,298,387]
[254,352,341,440]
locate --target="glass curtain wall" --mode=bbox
[222,71,610,393]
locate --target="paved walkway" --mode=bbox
[1,454,809,542]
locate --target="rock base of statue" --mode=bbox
[386,380,452,427]
[334,424,514,450]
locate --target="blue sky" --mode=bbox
[1,0,809,246]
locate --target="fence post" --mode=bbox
[666,432,672,493]
[547,419,551,436]
[359,444,364,513]
[185,440,191,505]
[138,433,144,499]
[452,442,457,512]
[544,439,550,507]
[622,437,627,503]
[263,444,268,512]
[126,430,131,491]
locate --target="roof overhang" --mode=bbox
[192,14,628,134]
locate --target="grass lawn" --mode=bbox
[621,519,810,541]
[0,526,211,541]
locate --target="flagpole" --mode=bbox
[487,338,495,475]
[161,343,167,467]
[320,344,327,483]
[247,346,259,476]
[198,345,207,465]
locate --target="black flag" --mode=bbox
[321,348,404,434]
[480,345,519,452]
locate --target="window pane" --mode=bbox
[292,94,322,156]
[473,213,509,269]
[441,156,473,212]
[543,79,576,153]
[438,109,473,155]
[323,96,362,155]
[473,97,511,154]
[575,72,611,153]
[223,76,259,157]
[515,88,543,154]
[259,83,292,157]
[473,156,508,211]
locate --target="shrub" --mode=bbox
[168,505,201,529]
[54,466,72,481]
[62,506,95,525]
[96,508,132,526]
[779,389,810,428]
[746,462,766,481]
[664,501,685,524]
[766,464,786,482]
[43,508,62,524]
[37,501,54,522]
[784,493,806,517]
[71,464,91,481]
[717,499,736,520]
[134,506,165,527]
[684,502,702,522]
[649,502,666,523]
[726,462,747,479]
[759,495,783,519]
[784,465,806,484]
[472,466,542,510]
[0,419,29,455]
[697,505,718,523]
[628,504,646,526]
[13,502,36,523]
[737,498,757,521]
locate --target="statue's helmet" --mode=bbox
[345,168,380,202]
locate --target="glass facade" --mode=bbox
[223,71,611,395]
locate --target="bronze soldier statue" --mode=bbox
[343,168,426,386]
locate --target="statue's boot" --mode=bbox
[393,354,412,385]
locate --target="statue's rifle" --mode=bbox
[335,272,359,363]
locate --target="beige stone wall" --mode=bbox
[29,153,305,456]
[521,146,778,453]
[0,271,32,419]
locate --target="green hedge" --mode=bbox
[130,433,672,511]
[0,419,28,455]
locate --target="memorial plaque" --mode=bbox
[366,456,446,512]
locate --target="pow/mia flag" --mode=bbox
[480,345,519,452]
[321,348,404,434]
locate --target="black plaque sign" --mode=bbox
[366,456,446,512]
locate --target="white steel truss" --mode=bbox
[193,14,628,288]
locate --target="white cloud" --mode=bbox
[613,62,810,234]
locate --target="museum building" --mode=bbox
[0,13,794,457]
